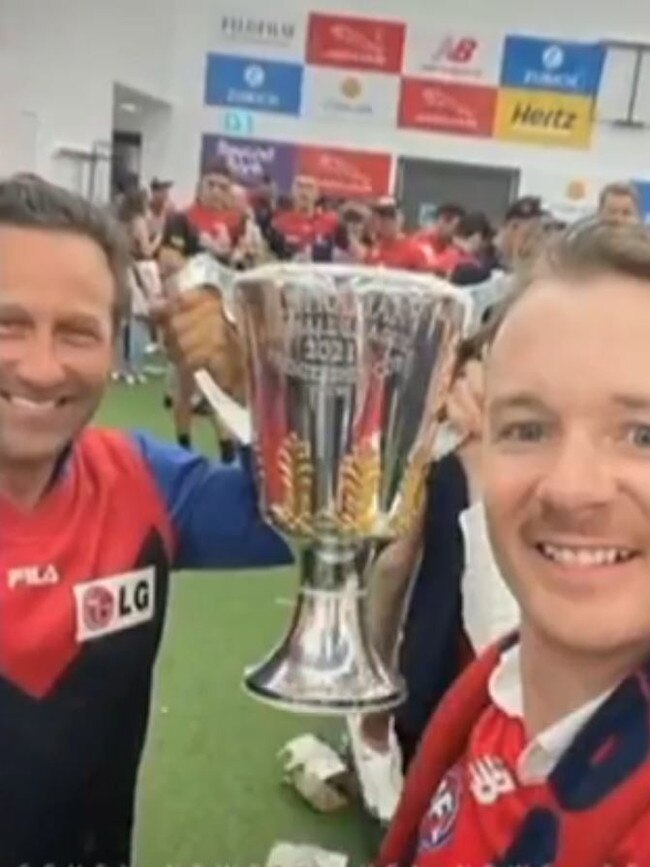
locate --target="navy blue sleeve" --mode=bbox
[129,431,293,571]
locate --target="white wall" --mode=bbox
[2,0,650,207]
[0,0,174,194]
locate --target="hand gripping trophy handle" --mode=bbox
[175,254,252,444]
[177,256,471,715]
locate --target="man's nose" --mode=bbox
[14,332,67,391]
[536,430,617,517]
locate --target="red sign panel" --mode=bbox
[297,145,392,198]
[307,13,405,73]
[399,78,497,137]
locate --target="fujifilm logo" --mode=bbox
[220,16,296,46]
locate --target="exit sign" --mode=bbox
[223,109,254,136]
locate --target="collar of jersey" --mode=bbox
[488,643,613,784]
[0,441,75,537]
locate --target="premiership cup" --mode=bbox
[181,259,469,714]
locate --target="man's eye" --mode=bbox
[0,320,28,336]
[496,421,547,443]
[626,423,650,449]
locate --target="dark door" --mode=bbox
[396,157,520,229]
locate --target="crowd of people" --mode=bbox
[2,158,648,866]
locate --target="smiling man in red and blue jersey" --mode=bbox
[0,175,291,867]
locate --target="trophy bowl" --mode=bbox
[229,263,469,715]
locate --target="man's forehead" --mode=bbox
[486,275,650,382]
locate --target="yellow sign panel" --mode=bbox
[494,88,594,150]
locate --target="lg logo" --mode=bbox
[244,64,265,88]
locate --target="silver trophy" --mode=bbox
[180,259,469,714]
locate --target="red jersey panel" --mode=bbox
[413,228,449,257]
[0,429,174,699]
[185,202,242,242]
[365,234,434,271]
[414,704,650,866]
[272,209,339,250]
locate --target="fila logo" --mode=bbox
[469,756,515,805]
[73,567,155,642]
[8,563,60,589]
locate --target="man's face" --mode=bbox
[483,275,650,655]
[293,176,318,212]
[151,187,169,210]
[0,227,115,470]
[599,192,641,226]
[373,211,400,240]
[200,173,230,209]
[437,213,461,241]
[501,217,542,263]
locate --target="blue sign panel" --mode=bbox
[501,36,605,96]
[205,53,303,115]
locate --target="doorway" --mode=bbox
[396,157,520,229]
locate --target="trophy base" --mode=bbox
[243,674,406,716]
[243,544,407,715]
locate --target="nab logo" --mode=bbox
[511,100,577,133]
[8,563,59,589]
[74,567,155,642]
[244,64,265,89]
[434,37,478,64]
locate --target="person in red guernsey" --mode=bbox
[271,174,338,258]
[185,162,241,258]
[365,198,435,272]
[433,211,494,283]
[413,203,465,260]
[377,220,650,867]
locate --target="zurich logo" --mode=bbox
[244,64,265,88]
[542,44,564,71]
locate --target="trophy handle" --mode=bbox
[176,254,252,445]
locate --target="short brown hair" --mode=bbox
[0,175,131,328]
[490,218,650,341]
[598,181,641,213]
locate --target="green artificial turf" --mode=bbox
[96,380,379,867]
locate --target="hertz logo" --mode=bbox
[510,101,577,132]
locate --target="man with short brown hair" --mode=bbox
[377,220,650,866]
[598,181,642,226]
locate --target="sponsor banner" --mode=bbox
[201,134,297,191]
[204,53,303,115]
[296,144,391,198]
[494,88,595,149]
[634,181,650,224]
[501,35,605,96]
[403,28,504,85]
[302,67,400,126]
[306,12,405,73]
[215,11,307,60]
[521,169,603,222]
[399,78,497,136]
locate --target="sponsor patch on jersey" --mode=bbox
[418,765,462,853]
[73,567,155,642]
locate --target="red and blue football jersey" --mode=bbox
[0,427,290,866]
[379,641,650,867]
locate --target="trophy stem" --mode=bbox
[243,540,406,715]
